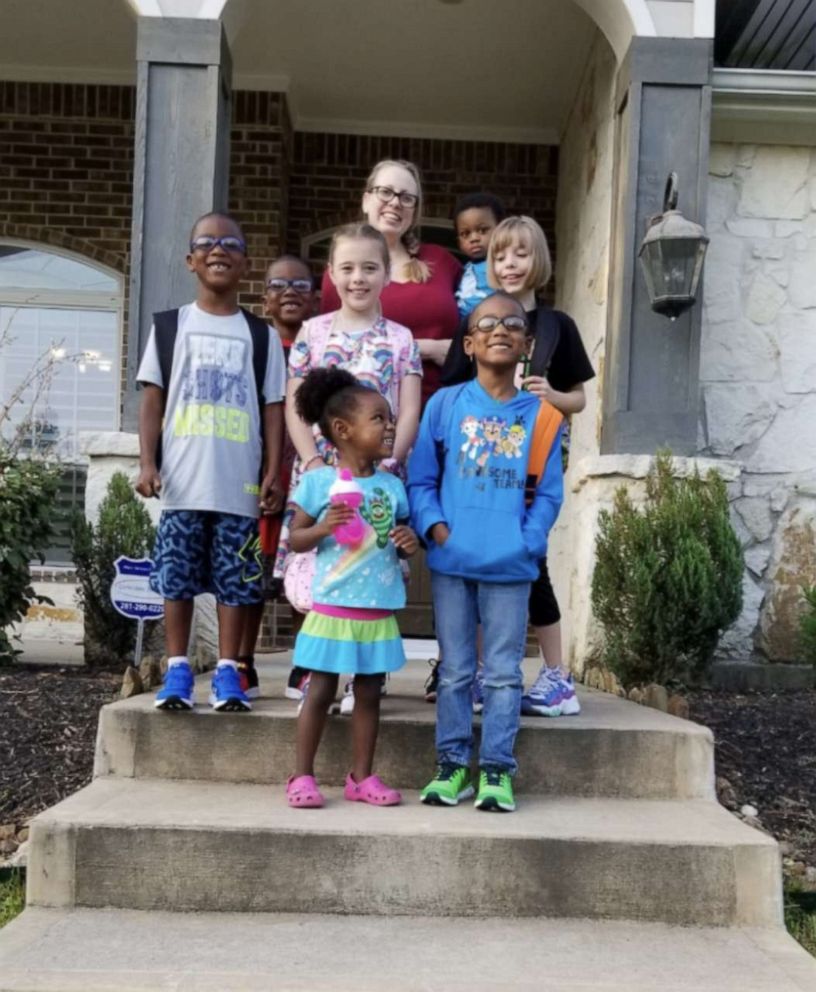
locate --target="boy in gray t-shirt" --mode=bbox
[136,212,286,713]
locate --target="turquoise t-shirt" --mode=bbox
[292,468,410,610]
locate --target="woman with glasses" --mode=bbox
[321,159,462,408]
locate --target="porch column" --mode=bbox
[601,38,713,455]
[123,16,232,431]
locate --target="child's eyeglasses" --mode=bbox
[189,236,247,254]
[468,315,528,335]
[266,278,313,293]
[367,185,419,209]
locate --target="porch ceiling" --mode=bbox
[1,0,600,144]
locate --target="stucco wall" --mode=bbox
[702,142,816,661]
[548,29,617,666]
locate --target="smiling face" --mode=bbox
[463,294,531,373]
[263,257,314,335]
[362,164,418,241]
[456,206,498,262]
[333,389,396,461]
[491,233,534,298]
[186,214,248,295]
[328,236,389,315]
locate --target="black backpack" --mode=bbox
[152,306,270,469]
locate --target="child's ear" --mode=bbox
[330,416,350,440]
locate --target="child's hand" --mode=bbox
[136,464,161,499]
[522,375,554,402]
[390,525,418,558]
[321,502,355,536]
[259,474,285,514]
[430,522,450,546]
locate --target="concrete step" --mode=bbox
[2,907,815,992]
[95,659,714,800]
[26,777,781,926]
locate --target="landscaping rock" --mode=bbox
[667,694,690,720]
[716,777,738,809]
[120,666,144,698]
[138,655,162,691]
[643,684,669,712]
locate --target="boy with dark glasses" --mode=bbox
[136,212,286,713]
[237,255,316,702]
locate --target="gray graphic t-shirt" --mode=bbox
[137,303,285,518]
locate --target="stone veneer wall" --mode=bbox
[702,143,816,661]
[547,29,617,666]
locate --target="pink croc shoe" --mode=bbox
[344,773,401,807]
[286,774,324,808]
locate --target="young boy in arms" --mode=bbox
[136,212,286,712]
[408,291,563,812]
[454,193,505,317]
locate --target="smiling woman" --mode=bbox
[320,160,462,407]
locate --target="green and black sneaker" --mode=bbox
[420,763,474,806]
[474,767,516,812]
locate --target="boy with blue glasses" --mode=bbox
[136,212,286,712]
[409,292,564,812]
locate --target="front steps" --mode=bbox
[2,908,816,992]
[27,777,779,925]
[94,685,715,798]
[2,655,815,991]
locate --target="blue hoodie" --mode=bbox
[408,380,563,583]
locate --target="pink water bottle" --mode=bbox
[329,468,365,546]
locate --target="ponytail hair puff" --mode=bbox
[295,367,370,444]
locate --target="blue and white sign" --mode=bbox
[110,556,164,621]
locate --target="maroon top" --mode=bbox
[321,243,462,405]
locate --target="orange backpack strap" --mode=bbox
[524,401,563,508]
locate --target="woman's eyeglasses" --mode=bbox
[266,278,313,294]
[189,235,247,254]
[467,315,529,335]
[367,185,419,209]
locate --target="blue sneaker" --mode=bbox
[521,667,564,717]
[208,664,252,712]
[154,662,194,711]
[472,671,485,714]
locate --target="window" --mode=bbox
[0,243,123,563]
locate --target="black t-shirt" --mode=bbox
[526,306,595,393]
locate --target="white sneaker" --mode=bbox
[339,680,355,715]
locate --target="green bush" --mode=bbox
[72,472,156,667]
[799,585,816,666]
[591,450,743,688]
[0,450,61,664]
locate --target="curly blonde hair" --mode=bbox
[364,159,431,284]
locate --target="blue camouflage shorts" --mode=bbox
[149,510,262,606]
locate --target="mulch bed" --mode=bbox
[0,666,119,841]
[1,667,815,876]
[687,688,816,874]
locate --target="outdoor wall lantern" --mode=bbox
[638,172,709,320]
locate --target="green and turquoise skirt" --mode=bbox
[293,603,406,675]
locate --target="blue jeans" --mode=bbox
[431,573,530,774]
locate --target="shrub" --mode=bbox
[72,472,156,667]
[799,585,816,666]
[591,450,743,687]
[0,451,61,664]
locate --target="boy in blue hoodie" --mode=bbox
[408,291,563,812]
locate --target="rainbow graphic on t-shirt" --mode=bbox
[319,522,378,591]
